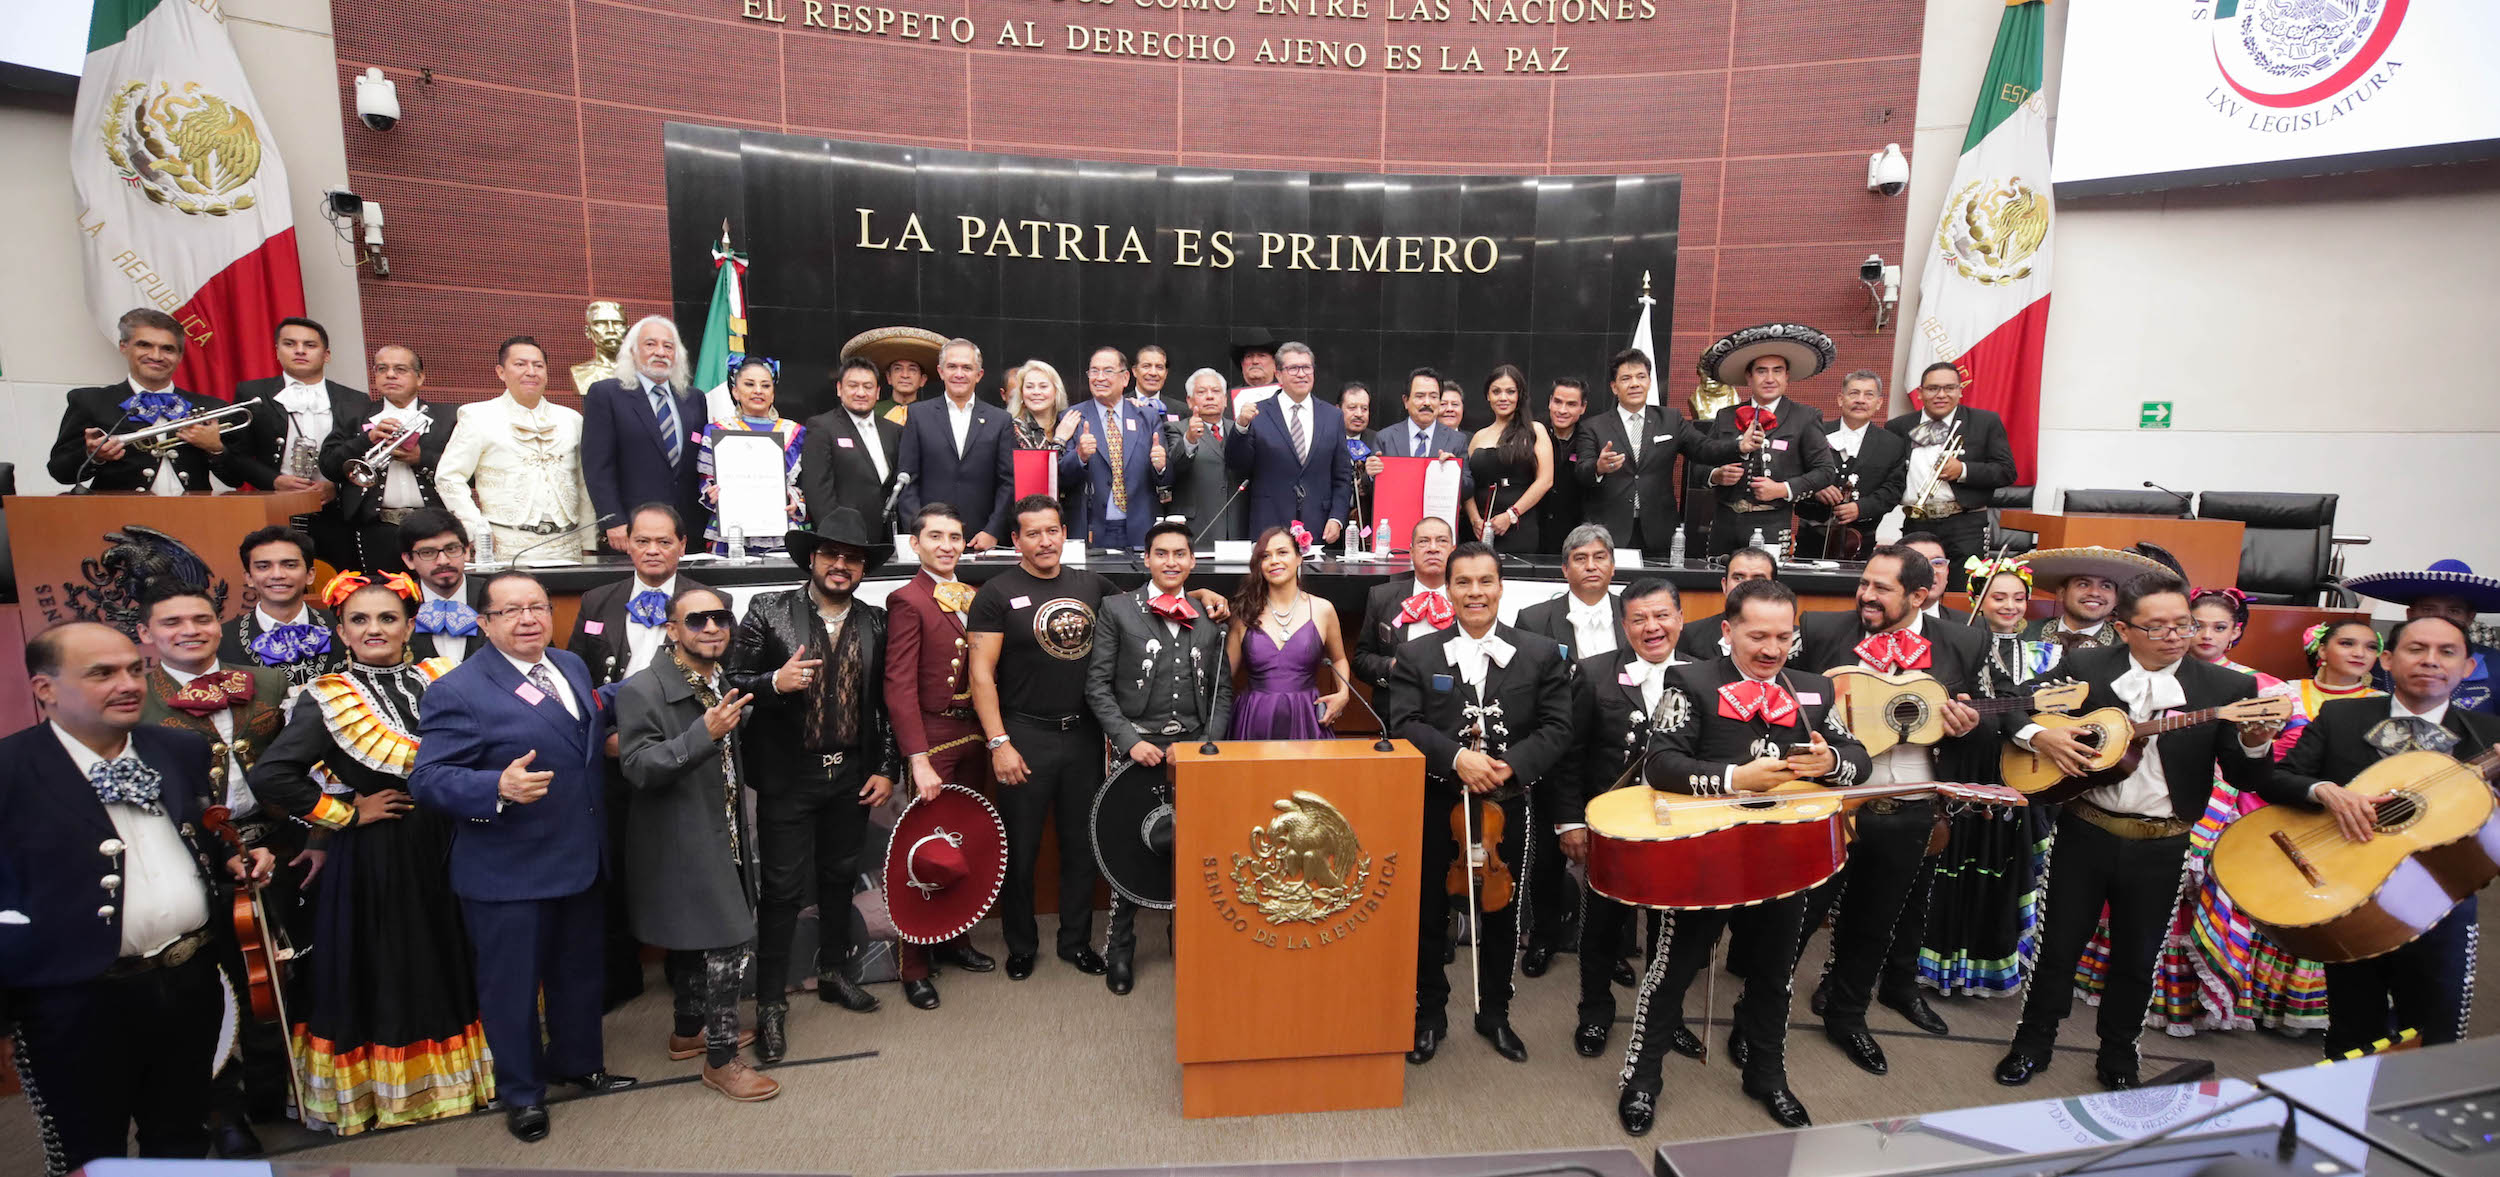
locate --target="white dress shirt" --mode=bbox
[502,651,580,719]
[1855,618,1937,788]
[370,399,429,508]
[422,583,471,669]
[1556,652,1684,834]
[624,574,677,678]
[1906,408,1959,511]
[1402,582,1450,642]
[946,394,976,456]
[1446,627,1513,689]
[1566,593,1617,660]
[1829,420,1868,461]
[55,723,210,957]
[276,376,333,472]
[850,410,890,482]
[163,663,255,820]
[2080,654,2189,818]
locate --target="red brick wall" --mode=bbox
[333,0,1922,413]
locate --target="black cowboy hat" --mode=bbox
[1229,326,1290,370]
[785,506,893,570]
[1091,760,1175,909]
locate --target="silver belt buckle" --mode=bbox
[822,751,845,768]
[1160,720,1186,736]
[162,932,202,968]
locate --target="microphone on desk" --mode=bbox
[1327,662,1397,752]
[882,470,913,530]
[495,523,593,569]
[2141,479,2195,517]
[1189,481,1251,548]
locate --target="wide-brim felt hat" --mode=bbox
[1698,322,1838,386]
[840,326,946,377]
[2346,560,2500,613]
[1229,326,1289,368]
[785,506,892,570]
[882,783,1008,944]
[2025,545,2171,588]
[1092,760,1175,910]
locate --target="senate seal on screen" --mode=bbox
[101,81,267,216]
[2211,0,2407,110]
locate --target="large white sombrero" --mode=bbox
[840,326,946,376]
[1698,322,1838,386]
[2346,560,2500,613]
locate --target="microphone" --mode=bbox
[73,408,138,493]
[494,522,593,569]
[1327,662,1397,752]
[882,469,913,529]
[2140,479,2194,517]
[1189,480,1251,548]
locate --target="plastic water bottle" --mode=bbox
[474,528,495,566]
[1667,527,1685,567]
[726,526,747,563]
[1749,528,1772,568]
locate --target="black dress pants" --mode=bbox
[1526,817,1573,950]
[2323,895,2478,1057]
[997,716,1104,957]
[755,764,871,1001]
[1800,797,1937,1030]
[8,951,221,1176]
[1414,790,1529,1029]
[2013,814,2190,1071]
[1623,895,1806,1097]
[1576,887,1659,1026]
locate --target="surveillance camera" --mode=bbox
[322,186,362,221]
[1867,143,1909,197]
[361,202,385,249]
[355,67,400,132]
[1860,254,1885,284]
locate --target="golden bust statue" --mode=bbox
[571,300,626,396]
[1689,371,1739,423]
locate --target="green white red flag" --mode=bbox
[694,224,748,420]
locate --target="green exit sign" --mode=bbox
[2140,401,2173,429]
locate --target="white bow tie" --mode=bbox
[1569,600,1611,627]
[1625,657,1672,689]
[1448,632,1514,688]
[2113,662,2186,720]
[277,380,324,412]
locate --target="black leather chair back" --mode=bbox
[1988,485,2037,556]
[2063,488,2190,517]
[2197,490,2337,605]
[0,461,14,604]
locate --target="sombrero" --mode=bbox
[881,783,1008,945]
[2025,546,2170,587]
[2346,559,2500,613]
[840,326,946,377]
[1091,760,1175,910]
[785,506,894,570]
[1698,322,1838,386]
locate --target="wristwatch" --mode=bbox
[985,734,1013,751]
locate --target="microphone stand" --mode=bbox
[882,470,913,533]
[1326,660,1397,753]
[490,522,593,570]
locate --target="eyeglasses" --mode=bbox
[1086,368,1123,377]
[1921,382,1964,393]
[483,603,554,621]
[407,542,466,562]
[680,609,736,631]
[1279,364,1315,374]
[2123,621,2194,638]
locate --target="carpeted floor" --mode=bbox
[8,908,2491,1176]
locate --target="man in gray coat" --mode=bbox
[1163,368,1246,543]
[1083,520,1233,995]
[616,585,779,1103]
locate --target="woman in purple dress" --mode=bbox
[1226,526,1354,740]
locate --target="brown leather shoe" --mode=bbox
[701,1058,782,1102]
[667,1028,757,1061]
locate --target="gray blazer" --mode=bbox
[616,658,757,951]
[1164,416,1246,543]
[1085,585,1234,750]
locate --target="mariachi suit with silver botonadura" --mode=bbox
[1083,585,1233,965]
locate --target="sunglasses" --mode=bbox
[680,609,736,632]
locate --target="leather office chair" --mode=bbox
[0,462,14,604]
[2061,487,2192,517]
[2195,490,2356,607]
[1987,486,2036,555]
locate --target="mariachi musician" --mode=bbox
[1794,371,1906,561]
[1691,324,1840,558]
[1621,577,1870,1132]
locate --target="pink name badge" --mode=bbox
[583,621,604,635]
[838,437,856,448]
[1618,670,1639,686]
[1797,691,1821,705]
[515,682,546,706]
[1771,438,1790,451]
[1010,595,1031,608]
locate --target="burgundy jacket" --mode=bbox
[885,570,979,759]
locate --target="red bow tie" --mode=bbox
[1736,404,1779,433]
[1395,591,1454,630]
[1148,593,1198,624]
[1717,678,1798,726]
[166,668,256,717]
[1854,629,1932,673]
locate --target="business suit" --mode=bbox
[1885,406,2016,575]
[1,723,229,1175]
[409,646,611,1110]
[1796,422,1908,560]
[320,396,449,573]
[798,407,903,531]
[2274,696,2500,1057]
[1694,400,1839,557]
[1514,589,1627,954]
[582,375,708,541]
[1372,418,1476,506]
[897,394,1016,542]
[1576,404,1698,553]
[1223,392,1352,537]
[1059,397,1173,550]
[1163,416,1246,543]
[48,382,247,493]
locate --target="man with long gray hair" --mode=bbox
[582,316,707,551]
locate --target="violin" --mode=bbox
[201,805,307,1112]
[1446,795,1516,913]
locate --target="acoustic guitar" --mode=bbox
[2210,746,2500,962]
[1583,779,2023,910]
[2000,695,2294,804]
[1826,668,2087,756]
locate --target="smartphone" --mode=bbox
[1786,743,1816,759]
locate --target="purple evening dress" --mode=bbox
[1228,621,1332,740]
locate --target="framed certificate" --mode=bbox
[710,429,789,540]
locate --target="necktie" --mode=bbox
[1853,629,1933,672]
[416,599,480,637]
[1395,591,1453,630]
[2367,715,2458,757]
[1103,408,1128,512]
[652,385,683,467]
[527,663,564,712]
[628,589,669,628]
[1718,678,1799,726]
[1289,402,1307,463]
[1412,425,1428,458]
[250,622,333,665]
[90,757,167,813]
[167,668,257,717]
[933,580,975,613]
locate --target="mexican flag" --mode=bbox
[693,224,748,421]
[1909,0,2055,479]
[72,0,305,399]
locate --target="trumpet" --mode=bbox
[344,409,433,488]
[109,402,255,456]
[1905,419,1965,512]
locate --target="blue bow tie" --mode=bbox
[119,390,187,425]
[89,757,166,814]
[249,622,332,665]
[415,599,480,637]
[628,589,669,628]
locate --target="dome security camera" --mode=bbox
[1867,144,1909,196]
[355,68,400,132]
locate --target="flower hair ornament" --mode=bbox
[2302,620,2382,659]
[1963,554,2032,593]
[1288,520,1316,554]
[320,570,422,611]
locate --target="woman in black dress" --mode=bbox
[1464,364,1553,553]
[245,573,494,1134]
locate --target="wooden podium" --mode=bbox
[2000,510,2245,591]
[1170,739,1425,1118]
[6,489,325,630]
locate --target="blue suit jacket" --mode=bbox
[1059,397,1174,550]
[581,376,707,537]
[896,395,1016,541]
[411,647,607,903]
[1223,394,1353,537]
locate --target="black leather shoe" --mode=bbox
[1994,1049,2051,1086]
[1618,1089,1658,1136]
[755,1004,788,1064]
[1809,980,1830,1017]
[506,1103,550,1143]
[1058,948,1108,975]
[1006,953,1037,980]
[1882,991,1950,1036]
[1522,944,1554,977]
[1827,1028,1889,1076]
[935,943,996,973]
[1611,957,1637,987]
[557,1071,639,1094]
[817,974,880,1012]
[1668,1025,1705,1060]
[1575,1021,1611,1057]
[1474,1016,1528,1063]
[1751,1086,1812,1128]
[903,979,940,1009]
[1106,953,1135,995]
[1728,1033,1752,1071]
[1406,1025,1442,1065]
[2097,1066,2142,1091]
[212,1120,263,1158]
